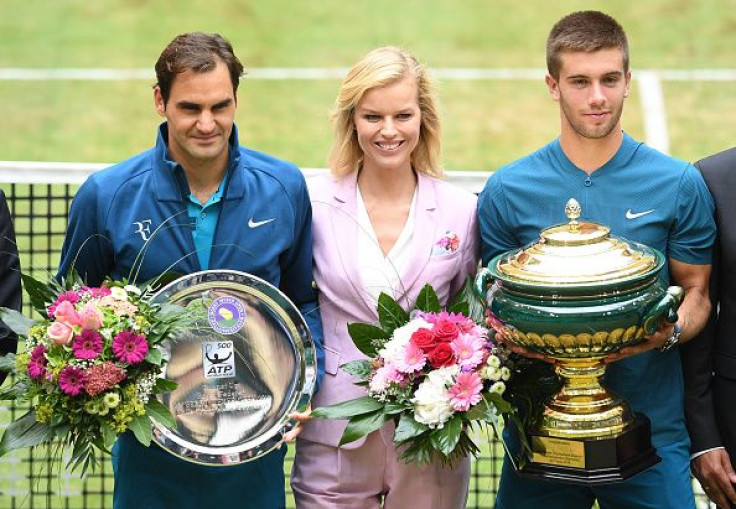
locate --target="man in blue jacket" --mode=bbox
[58,32,324,509]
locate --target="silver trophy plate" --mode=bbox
[150,270,316,465]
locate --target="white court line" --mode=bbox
[1,67,735,81]
[636,71,670,154]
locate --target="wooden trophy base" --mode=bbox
[518,413,661,485]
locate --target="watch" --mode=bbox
[659,323,682,353]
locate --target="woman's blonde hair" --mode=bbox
[328,46,442,178]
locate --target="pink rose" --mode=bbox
[54,300,80,326]
[434,321,460,343]
[48,321,74,346]
[79,302,104,330]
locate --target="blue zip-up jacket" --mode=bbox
[58,123,323,509]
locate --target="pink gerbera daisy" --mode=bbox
[369,362,405,394]
[448,371,483,412]
[396,343,427,374]
[72,330,103,359]
[27,345,48,379]
[451,333,487,369]
[112,331,148,364]
[58,366,87,396]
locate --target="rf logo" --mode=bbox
[133,219,152,241]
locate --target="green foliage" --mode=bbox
[450,276,486,324]
[153,378,178,393]
[394,414,428,442]
[377,292,409,335]
[0,374,29,401]
[339,409,392,446]
[415,284,441,313]
[430,415,463,457]
[144,347,163,366]
[0,410,55,457]
[311,396,383,420]
[0,352,17,374]
[502,356,562,464]
[340,360,373,380]
[100,423,117,450]
[20,272,60,318]
[0,308,35,337]
[129,414,153,447]
[145,398,177,429]
[346,323,388,357]
[69,437,99,476]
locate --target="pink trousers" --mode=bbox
[291,426,471,509]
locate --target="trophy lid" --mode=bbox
[494,199,663,287]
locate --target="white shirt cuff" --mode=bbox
[691,446,725,460]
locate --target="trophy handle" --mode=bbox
[475,267,494,301]
[642,286,685,335]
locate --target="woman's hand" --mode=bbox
[282,406,313,443]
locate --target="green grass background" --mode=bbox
[1,0,733,507]
[1,0,736,170]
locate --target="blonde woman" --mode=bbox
[290,47,479,508]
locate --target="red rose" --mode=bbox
[411,328,437,353]
[428,342,455,368]
[434,321,460,343]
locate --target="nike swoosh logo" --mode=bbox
[248,217,276,228]
[625,209,655,219]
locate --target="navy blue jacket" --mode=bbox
[58,123,323,379]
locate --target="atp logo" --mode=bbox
[202,341,236,379]
[133,219,153,241]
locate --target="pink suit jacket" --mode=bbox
[299,171,479,449]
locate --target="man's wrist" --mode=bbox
[659,323,682,353]
[691,446,726,461]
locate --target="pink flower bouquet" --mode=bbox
[0,273,186,475]
[312,283,514,465]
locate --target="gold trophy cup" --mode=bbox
[476,199,683,484]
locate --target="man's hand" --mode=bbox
[692,449,736,508]
[502,341,557,364]
[493,327,556,364]
[605,259,711,364]
[603,321,675,363]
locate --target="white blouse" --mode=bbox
[356,187,418,304]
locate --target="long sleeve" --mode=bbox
[279,173,324,392]
[57,176,113,286]
[0,190,22,383]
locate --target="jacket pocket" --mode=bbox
[324,345,342,375]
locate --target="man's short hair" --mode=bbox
[546,11,629,80]
[155,32,244,104]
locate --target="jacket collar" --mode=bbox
[398,172,438,302]
[330,171,439,312]
[152,122,244,202]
